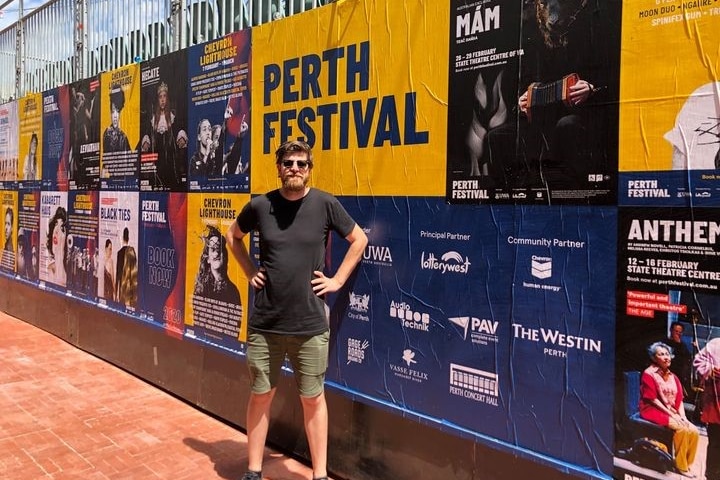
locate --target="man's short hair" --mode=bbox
[275,140,313,167]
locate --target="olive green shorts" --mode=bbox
[246,330,330,397]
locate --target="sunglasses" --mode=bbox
[281,159,310,169]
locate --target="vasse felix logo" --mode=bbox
[420,251,471,274]
[531,255,552,279]
[388,348,428,383]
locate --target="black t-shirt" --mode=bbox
[236,188,356,335]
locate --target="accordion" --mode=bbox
[526,73,579,122]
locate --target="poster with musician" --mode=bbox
[446,0,621,205]
[99,65,141,190]
[619,1,720,206]
[614,207,720,480]
[0,189,17,276]
[18,92,42,190]
[42,86,71,192]
[97,191,139,316]
[15,189,39,283]
[184,192,247,354]
[187,31,251,193]
[66,191,98,302]
[38,190,69,292]
[138,192,187,336]
[139,51,189,192]
[69,76,101,191]
[0,101,18,189]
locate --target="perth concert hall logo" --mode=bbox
[449,363,499,406]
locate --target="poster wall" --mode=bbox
[42,86,71,192]
[619,0,720,206]
[138,192,187,335]
[139,50,189,192]
[16,189,40,283]
[18,93,43,189]
[99,65,141,190]
[184,192,247,353]
[187,31,251,193]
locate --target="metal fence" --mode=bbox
[0,0,329,102]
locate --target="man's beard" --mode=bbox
[282,175,307,192]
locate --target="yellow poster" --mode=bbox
[1,189,18,273]
[18,93,42,185]
[100,64,141,188]
[620,1,720,172]
[184,192,249,349]
[251,1,449,197]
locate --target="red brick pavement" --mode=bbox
[0,311,329,480]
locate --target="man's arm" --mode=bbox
[225,221,265,288]
[312,223,368,296]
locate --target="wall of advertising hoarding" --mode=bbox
[1,1,719,478]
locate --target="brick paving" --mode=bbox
[0,311,327,480]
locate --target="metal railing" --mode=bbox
[0,0,328,102]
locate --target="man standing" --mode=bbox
[226,140,367,480]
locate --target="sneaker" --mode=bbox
[241,471,262,480]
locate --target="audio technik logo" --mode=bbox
[389,300,430,332]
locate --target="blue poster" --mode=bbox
[16,189,40,283]
[186,31,251,193]
[138,192,187,335]
[41,86,71,192]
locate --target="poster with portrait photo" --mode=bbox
[38,191,69,291]
[615,207,720,480]
[66,191,98,302]
[139,50,189,192]
[0,190,17,276]
[18,92,42,190]
[187,30,251,193]
[69,76,100,191]
[42,86,71,192]
[0,100,18,189]
[97,191,139,316]
[15,189,40,284]
[99,65,140,190]
[138,192,187,336]
[446,0,620,205]
[184,192,247,354]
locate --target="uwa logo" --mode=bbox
[364,244,393,267]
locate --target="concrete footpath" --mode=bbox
[0,311,330,480]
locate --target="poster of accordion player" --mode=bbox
[446,0,621,204]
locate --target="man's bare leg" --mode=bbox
[300,392,328,479]
[246,389,276,473]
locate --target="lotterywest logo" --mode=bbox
[448,316,499,346]
[420,251,470,274]
[388,349,429,383]
[450,180,489,200]
[390,300,430,332]
[348,292,370,322]
[512,323,602,358]
[627,180,670,198]
[449,363,499,406]
[347,338,369,365]
[531,255,552,279]
[363,244,393,267]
